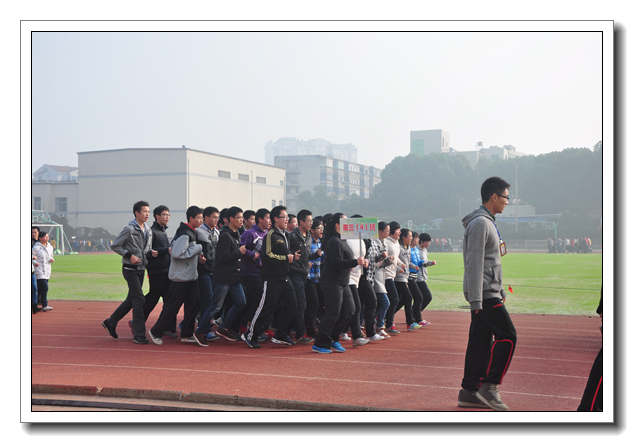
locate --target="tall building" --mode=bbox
[32,147,286,236]
[265,137,357,165]
[410,129,451,156]
[274,155,382,213]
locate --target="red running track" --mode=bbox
[30,300,602,411]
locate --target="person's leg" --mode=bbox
[375,292,389,330]
[348,284,363,339]
[37,279,49,308]
[197,273,214,321]
[245,280,280,343]
[289,275,307,339]
[461,310,493,392]
[577,348,603,411]
[314,283,343,349]
[304,279,320,338]
[181,280,201,338]
[143,273,163,321]
[273,279,298,341]
[408,280,424,324]
[331,285,356,341]
[217,284,247,332]
[477,298,517,386]
[384,279,400,329]
[196,283,229,335]
[31,273,39,312]
[151,281,185,338]
[417,281,433,314]
[358,278,378,337]
[129,270,147,339]
[394,281,415,327]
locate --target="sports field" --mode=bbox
[47,252,603,316]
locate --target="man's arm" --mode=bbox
[464,220,487,312]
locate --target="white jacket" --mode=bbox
[32,242,54,280]
[384,236,404,280]
[345,239,366,287]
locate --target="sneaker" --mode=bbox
[149,330,163,346]
[296,335,315,344]
[257,333,271,342]
[263,329,275,338]
[206,331,220,341]
[330,341,346,353]
[312,345,332,354]
[353,337,370,347]
[388,326,400,335]
[339,332,352,341]
[32,306,42,314]
[133,337,149,345]
[271,336,295,346]
[42,306,53,312]
[216,327,239,342]
[101,319,118,339]
[458,389,490,409]
[193,331,209,347]
[475,383,510,411]
[241,333,261,349]
[164,331,178,339]
[418,319,431,326]
[368,333,384,342]
[379,328,391,338]
[408,323,423,331]
[181,336,197,343]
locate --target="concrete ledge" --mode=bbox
[32,384,99,396]
[99,387,183,401]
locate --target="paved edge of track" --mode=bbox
[31,384,404,412]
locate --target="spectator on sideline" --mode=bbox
[102,201,154,344]
[458,176,516,412]
[33,230,55,312]
[149,206,204,345]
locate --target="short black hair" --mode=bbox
[378,221,389,232]
[38,230,48,239]
[133,200,150,215]
[203,206,219,218]
[226,206,243,220]
[411,231,419,240]
[186,205,203,221]
[420,232,431,242]
[153,205,169,219]
[244,210,256,221]
[481,176,511,203]
[255,208,270,224]
[388,221,401,234]
[288,213,297,222]
[271,205,287,222]
[297,209,312,222]
[32,226,40,233]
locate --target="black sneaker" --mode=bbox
[193,331,209,347]
[476,383,510,411]
[216,327,239,342]
[133,337,149,345]
[271,336,295,346]
[101,319,118,339]
[457,389,490,409]
[241,333,261,349]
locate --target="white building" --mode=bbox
[265,137,357,165]
[32,147,286,236]
[32,164,78,182]
[410,129,451,156]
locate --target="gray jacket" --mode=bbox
[462,207,507,311]
[394,245,411,283]
[111,220,152,270]
[169,222,203,282]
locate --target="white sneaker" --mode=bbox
[149,330,163,346]
[42,306,53,312]
[379,328,390,338]
[339,332,352,341]
[368,333,384,342]
[353,337,370,347]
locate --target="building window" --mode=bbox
[218,170,231,179]
[280,180,284,187]
[279,200,283,206]
[272,200,276,208]
[238,173,250,181]
[33,197,41,210]
[412,139,425,156]
[55,197,67,212]
[256,176,266,184]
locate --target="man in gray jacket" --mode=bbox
[102,201,155,344]
[458,177,517,411]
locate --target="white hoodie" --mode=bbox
[32,242,54,280]
[384,236,404,280]
[345,239,366,287]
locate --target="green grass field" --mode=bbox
[46,252,603,316]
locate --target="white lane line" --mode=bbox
[31,362,582,400]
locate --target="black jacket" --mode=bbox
[321,232,358,286]
[197,223,219,276]
[213,226,243,285]
[288,227,320,278]
[146,221,171,275]
[261,227,291,282]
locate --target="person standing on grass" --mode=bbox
[102,201,154,344]
[131,205,177,339]
[410,232,435,327]
[458,176,516,412]
[242,205,299,349]
[148,206,204,346]
[32,231,55,312]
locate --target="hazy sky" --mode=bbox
[31,31,603,172]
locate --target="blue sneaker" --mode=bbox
[312,345,332,354]
[330,341,346,353]
[408,323,423,331]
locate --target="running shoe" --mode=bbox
[330,341,346,353]
[312,345,332,354]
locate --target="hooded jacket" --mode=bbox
[213,226,244,285]
[146,221,171,275]
[241,224,266,277]
[111,219,153,270]
[288,226,320,279]
[32,241,54,280]
[462,207,507,311]
[321,232,358,287]
[168,222,203,282]
[384,236,405,280]
[197,223,219,276]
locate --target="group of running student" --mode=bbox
[101,201,437,354]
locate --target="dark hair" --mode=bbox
[378,221,389,232]
[243,210,256,221]
[351,214,363,218]
[186,205,203,221]
[270,205,287,222]
[411,231,419,240]
[38,230,48,239]
[288,214,297,222]
[481,176,511,203]
[388,221,401,235]
[226,206,243,220]
[203,206,219,218]
[133,200,150,215]
[255,208,270,224]
[219,208,228,225]
[311,217,323,230]
[32,226,40,233]
[297,209,312,222]
[153,205,169,219]
[398,228,411,246]
[420,232,431,242]
[323,212,345,246]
